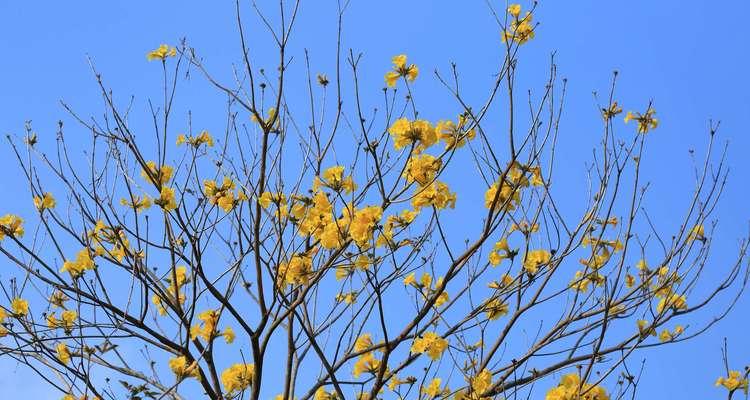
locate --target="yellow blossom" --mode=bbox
[11,297,29,316]
[716,370,749,394]
[411,332,448,360]
[0,214,25,240]
[385,54,418,87]
[169,356,200,379]
[523,249,552,274]
[146,44,177,61]
[221,363,255,393]
[56,342,71,364]
[624,108,658,134]
[33,192,56,210]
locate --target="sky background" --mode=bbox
[1,1,749,399]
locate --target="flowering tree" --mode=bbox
[0,2,748,400]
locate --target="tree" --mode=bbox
[0,1,748,400]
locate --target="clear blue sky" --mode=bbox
[1,1,749,399]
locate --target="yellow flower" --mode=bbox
[602,102,623,120]
[625,273,636,288]
[624,108,658,133]
[11,297,29,316]
[277,253,314,287]
[658,329,673,342]
[656,291,687,313]
[60,249,96,278]
[354,334,373,352]
[436,114,476,150]
[169,356,200,379]
[0,214,25,240]
[120,194,152,212]
[56,342,71,364]
[502,7,535,45]
[352,352,380,378]
[155,186,178,211]
[484,298,509,320]
[33,192,56,210]
[423,378,447,397]
[716,370,749,394]
[489,238,511,266]
[411,181,456,211]
[545,373,609,400]
[411,332,448,360]
[146,44,177,61]
[221,363,254,393]
[140,161,174,185]
[387,118,438,152]
[223,326,236,344]
[176,130,214,148]
[191,309,221,342]
[523,249,552,274]
[484,181,521,212]
[385,54,418,87]
[204,177,243,212]
[687,224,705,242]
[335,291,358,304]
[507,4,522,17]
[404,153,442,186]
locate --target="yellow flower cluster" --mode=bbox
[388,118,438,152]
[716,370,749,395]
[412,181,457,211]
[314,165,357,194]
[56,342,72,364]
[221,363,255,394]
[88,220,141,262]
[11,297,29,316]
[47,309,77,334]
[0,214,24,240]
[485,162,542,212]
[140,161,174,186]
[176,130,214,148]
[0,308,8,337]
[523,249,552,275]
[454,369,493,400]
[169,355,200,380]
[204,177,248,212]
[277,253,314,287]
[33,192,56,211]
[385,54,418,87]
[423,378,449,398]
[484,297,509,320]
[352,334,382,378]
[687,224,705,242]
[624,108,658,134]
[146,44,177,61]
[502,4,535,45]
[190,309,220,342]
[152,265,189,316]
[60,249,96,279]
[404,154,442,186]
[411,331,449,361]
[545,373,609,400]
[488,238,511,266]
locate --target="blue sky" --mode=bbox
[1,1,749,399]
